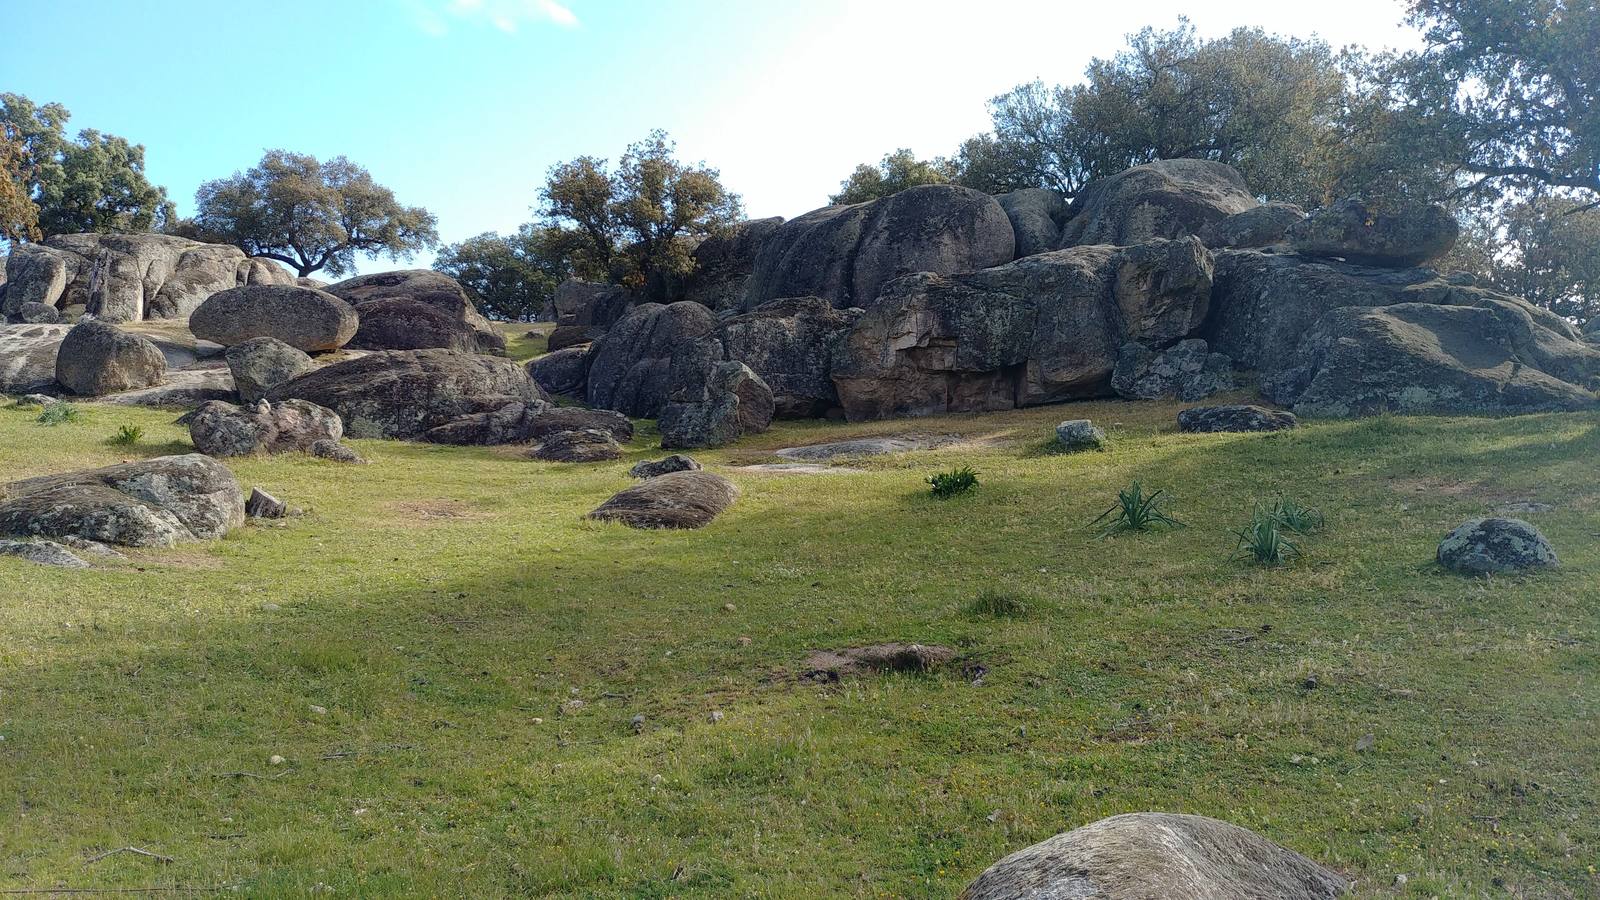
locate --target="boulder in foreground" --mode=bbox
[0,454,244,548]
[960,812,1348,900]
[188,399,345,458]
[55,321,167,396]
[1178,404,1297,433]
[587,471,738,529]
[1438,517,1558,575]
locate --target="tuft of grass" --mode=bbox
[35,403,81,426]
[1232,509,1301,565]
[1266,496,1325,533]
[1091,480,1183,537]
[108,423,145,446]
[926,466,979,499]
[965,589,1031,619]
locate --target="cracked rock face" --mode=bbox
[0,454,244,548]
[1437,517,1558,575]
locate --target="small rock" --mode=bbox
[630,713,646,733]
[1393,873,1408,887]
[1354,733,1375,753]
[1302,674,1319,690]
[246,487,288,519]
[562,699,585,713]
[309,438,367,464]
[269,754,286,766]
[309,705,327,715]
[708,711,724,723]
[1437,516,1558,575]
[19,393,59,407]
[531,428,624,463]
[722,603,736,612]
[629,454,702,479]
[0,539,91,569]
[737,636,752,646]
[531,717,543,725]
[1054,419,1106,452]
[260,602,281,612]
[1178,404,1297,433]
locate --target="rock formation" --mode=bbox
[326,270,506,354]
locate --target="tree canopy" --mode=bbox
[538,131,741,292]
[830,149,955,205]
[193,150,438,277]
[433,225,570,321]
[0,92,173,238]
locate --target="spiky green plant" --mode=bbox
[109,424,145,446]
[1091,481,1184,537]
[36,403,81,425]
[926,466,979,499]
[1266,496,1324,534]
[1233,511,1301,565]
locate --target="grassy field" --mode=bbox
[0,375,1596,896]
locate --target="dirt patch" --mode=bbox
[801,643,959,682]
[380,499,486,523]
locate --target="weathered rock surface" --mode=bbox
[720,297,862,418]
[225,337,314,405]
[527,346,591,396]
[1057,159,1259,248]
[553,279,632,330]
[679,217,784,310]
[959,812,1348,900]
[1288,198,1458,267]
[774,434,959,461]
[0,324,69,393]
[266,349,544,440]
[0,454,244,548]
[55,321,167,396]
[546,324,603,352]
[188,399,344,457]
[529,428,624,462]
[422,400,632,446]
[630,455,701,478]
[1055,419,1106,451]
[1266,298,1600,416]
[659,360,774,449]
[98,366,236,408]
[586,301,721,418]
[832,238,1213,420]
[1197,201,1306,249]
[245,487,288,519]
[328,270,505,354]
[0,539,91,569]
[1178,404,1297,433]
[996,188,1072,259]
[310,438,366,464]
[587,470,738,529]
[1112,338,1234,400]
[16,301,60,324]
[745,184,1015,310]
[1437,517,1558,575]
[190,284,358,351]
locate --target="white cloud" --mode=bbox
[416,0,579,35]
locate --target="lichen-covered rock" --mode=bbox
[225,336,315,405]
[1288,198,1458,267]
[1197,201,1306,248]
[527,346,591,397]
[959,812,1348,900]
[744,184,1015,310]
[190,284,358,351]
[2,234,259,322]
[586,301,721,418]
[1057,159,1259,248]
[310,438,366,464]
[996,188,1072,258]
[0,454,244,548]
[529,429,623,462]
[720,297,861,418]
[327,270,505,354]
[0,324,69,393]
[266,349,544,440]
[587,470,738,529]
[1112,338,1234,400]
[1055,419,1106,451]
[1437,517,1559,575]
[0,539,90,569]
[679,216,784,310]
[659,361,774,449]
[54,321,167,396]
[1178,404,1297,433]
[629,454,701,478]
[188,399,344,457]
[422,400,632,446]
[832,238,1212,421]
[16,301,60,324]
[553,279,632,329]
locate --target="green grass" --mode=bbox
[1,394,1598,897]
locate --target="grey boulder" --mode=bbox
[188,399,344,457]
[678,217,784,310]
[0,324,70,393]
[529,428,624,462]
[0,454,244,548]
[1197,201,1307,249]
[1437,517,1558,575]
[959,812,1348,900]
[527,346,591,397]
[1178,404,1297,433]
[225,337,315,405]
[1112,338,1234,401]
[190,284,358,351]
[588,470,738,529]
[720,297,861,418]
[1288,198,1459,267]
[16,301,60,324]
[327,270,505,354]
[1057,159,1259,248]
[630,455,701,478]
[659,361,774,449]
[0,539,91,569]
[586,301,721,418]
[1055,419,1106,451]
[55,321,167,396]
[996,188,1072,258]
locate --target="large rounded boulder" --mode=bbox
[996,188,1072,258]
[588,471,739,529]
[1437,517,1558,575]
[188,399,344,458]
[586,301,721,418]
[678,217,785,310]
[54,321,167,396]
[326,270,505,354]
[1057,159,1259,248]
[1288,198,1459,268]
[224,336,315,405]
[190,284,358,351]
[744,184,1015,310]
[0,454,245,548]
[265,349,544,440]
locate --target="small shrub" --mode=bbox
[36,403,81,426]
[927,466,979,499]
[1233,511,1301,565]
[1266,496,1324,534]
[109,424,145,446]
[966,590,1030,618]
[1091,480,1183,537]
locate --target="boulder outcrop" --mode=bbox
[326,270,505,354]
[678,217,784,310]
[1057,159,1259,248]
[720,297,862,418]
[0,454,244,548]
[188,399,344,457]
[190,284,358,351]
[1112,338,1234,400]
[996,188,1072,258]
[225,337,315,405]
[586,301,721,418]
[55,321,167,396]
[659,360,774,449]
[1288,198,1458,267]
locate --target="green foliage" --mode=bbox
[539,130,741,294]
[108,423,144,445]
[433,225,570,321]
[1232,510,1301,566]
[965,589,1030,619]
[1091,480,1183,536]
[829,149,956,205]
[1265,496,1325,534]
[193,150,438,277]
[926,466,979,499]
[0,92,173,237]
[35,403,80,425]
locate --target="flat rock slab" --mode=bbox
[735,463,864,475]
[0,453,244,548]
[100,367,236,407]
[0,539,90,569]
[588,471,738,529]
[774,433,960,461]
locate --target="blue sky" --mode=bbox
[4,0,1420,273]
